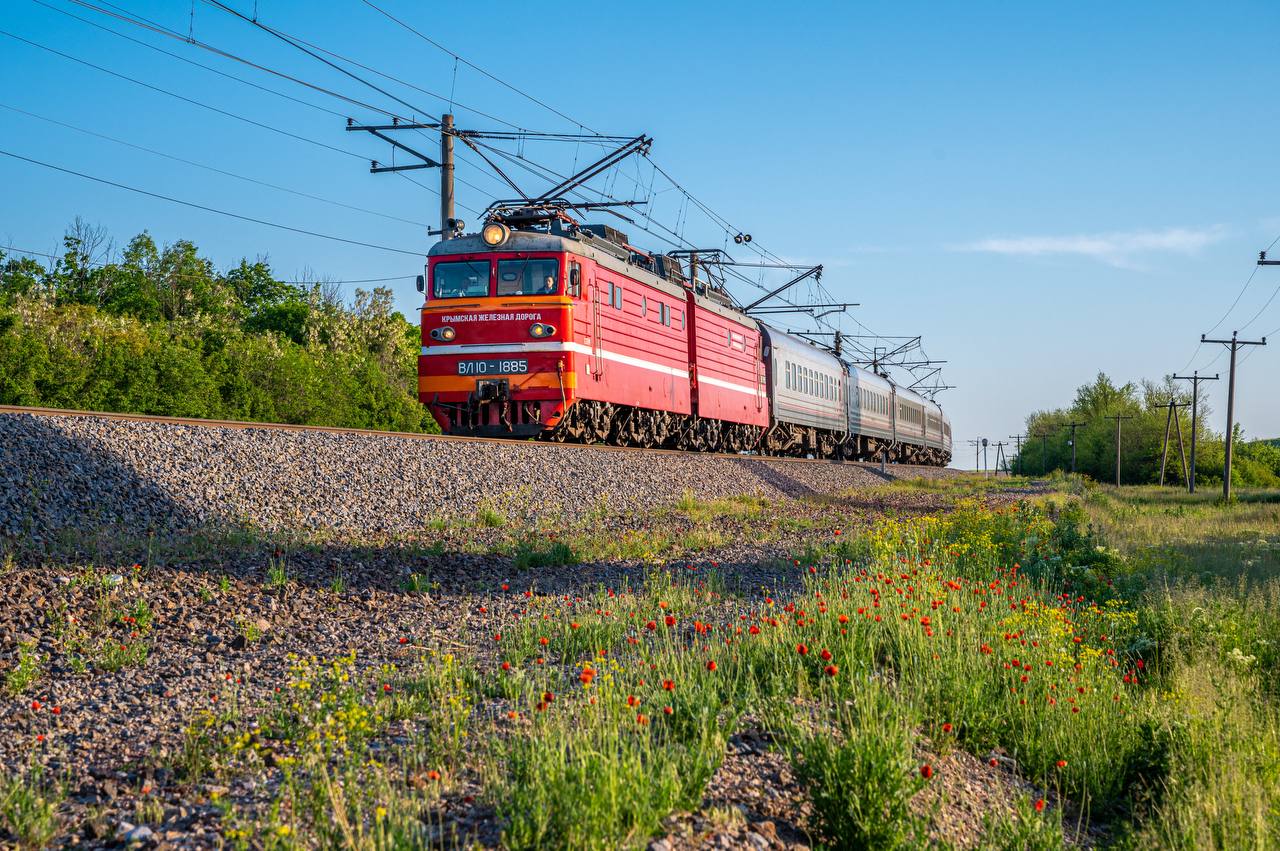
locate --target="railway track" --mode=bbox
[0,404,953,473]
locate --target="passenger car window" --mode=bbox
[432,260,490,299]
[497,258,559,296]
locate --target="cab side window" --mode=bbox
[568,261,582,297]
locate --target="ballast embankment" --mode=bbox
[1,411,960,545]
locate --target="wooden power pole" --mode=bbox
[1200,332,1267,500]
[1106,414,1134,487]
[1171,370,1218,493]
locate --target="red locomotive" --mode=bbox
[417,205,951,464]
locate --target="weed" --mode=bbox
[512,538,579,570]
[476,500,507,528]
[781,683,928,849]
[981,795,1065,850]
[3,642,42,696]
[0,762,64,849]
[402,572,434,594]
[265,557,288,590]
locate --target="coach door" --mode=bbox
[754,338,765,412]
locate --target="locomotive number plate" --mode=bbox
[457,358,528,376]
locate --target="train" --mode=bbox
[415,205,951,465]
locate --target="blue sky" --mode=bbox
[3,1,1278,462]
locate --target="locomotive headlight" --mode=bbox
[482,222,510,247]
[530,323,556,338]
[431,325,456,342]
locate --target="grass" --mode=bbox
[0,763,64,850]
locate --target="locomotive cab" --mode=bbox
[419,227,582,437]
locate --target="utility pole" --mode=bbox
[968,439,982,473]
[1008,434,1026,475]
[1036,430,1049,475]
[439,113,455,240]
[1107,414,1134,487]
[994,441,1009,476]
[1172,370,1218,493]
[1159,400,1191,487]
[1201,332,1267,500]
[982,438,989,476]
[1065,421,1087,474]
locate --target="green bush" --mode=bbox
[0,228,437,434]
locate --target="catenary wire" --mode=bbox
[0,102,430,228]
[0,149,425,256]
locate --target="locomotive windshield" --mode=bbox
[433,260,490,299]
[497,258,559,296]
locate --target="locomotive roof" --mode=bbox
[429,230,757,326]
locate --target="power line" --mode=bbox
[1178,231,1280,372]
[1,24,485,215]
[359,0,600,134]
[0,29,365,162]
[0,149,424,256]
[36,0,348,120]
[0,102,429,228]
[203,0,440,124]
[1,244,413,284]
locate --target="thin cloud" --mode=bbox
[954,225,1227,268]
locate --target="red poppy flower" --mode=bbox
[662,680,675,691]
[663,705,673,715]
[501,661,511,671]
[920,764,933,780]
[941,722,953,733]
[645,620,657,631]
[501,583,510,591]
[636,713,649,725]
[824,664,838,677]
[820,648,832,661]
[796,643,809,656]
[627,695,639,707]
[30,701,40,711]
[543,691,555,703]
[989,758,998,767]
[1034,798,1046,812]
[706,660,717,672]
[664,615,676,627]
[1056,759,1067,768]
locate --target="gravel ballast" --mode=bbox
[1,412,957,544]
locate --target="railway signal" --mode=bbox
[1200,332,1267,500]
